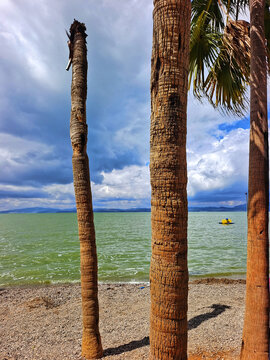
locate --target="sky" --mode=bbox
[0,0,266,211]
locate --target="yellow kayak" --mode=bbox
[219,218,234,225]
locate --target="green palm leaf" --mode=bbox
[203,48,248,115]
[192,0,224,31]
[190,0,270,115]
[189,11,221,96]
[190,0,251,116]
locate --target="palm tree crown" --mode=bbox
[189,0,270,116]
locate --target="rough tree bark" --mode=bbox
[149,1,191,359]
[67,20,103,359]
[240,0,269,358]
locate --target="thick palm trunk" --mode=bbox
[240,1,269,359]
[149,1,191,359]
[68,20,103,359]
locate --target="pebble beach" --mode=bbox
[0,278,245,360]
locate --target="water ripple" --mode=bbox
[0,212,249,286]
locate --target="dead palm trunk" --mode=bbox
[149,1,191,359]
[240,0,269,358]
[67,20,103,359]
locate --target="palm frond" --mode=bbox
[192,0,225,31]
[223,20,250,78]
[203,21,250,116]
[190,0,253,116]
[189,18,250,116]
[228,0,249,20]
[189,11,221,96]
[203,50,249,115]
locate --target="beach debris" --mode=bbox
[24,296,56,310]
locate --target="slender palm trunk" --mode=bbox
[68,20,103,359]
[149,1,191,359]
[240,1,269,359]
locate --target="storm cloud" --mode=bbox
[0,0,257,211]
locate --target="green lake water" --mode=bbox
[0,212,248,286]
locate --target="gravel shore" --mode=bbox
[0,279,245,360]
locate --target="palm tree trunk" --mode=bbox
[240,0,269,358]
[68,20,103,359]
[149,1,191,359]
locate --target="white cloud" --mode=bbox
[113,99,150,161]
[0,184,36,192]
[43,183,74,199]
[0,1,66,92]
[92,164,150,201]
[0,0,258,211]
[0,133,52,157]
[188,128,249,196]
[0,164,151,210]
[0,197,75,212]
[0,133,54,179]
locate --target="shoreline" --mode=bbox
[1,279,246,359]
[0,274,247,289]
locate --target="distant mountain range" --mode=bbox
[189,204,247,212]
[0,207,77,214]
[0,204,247,214]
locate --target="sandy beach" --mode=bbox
[0,278,245,360]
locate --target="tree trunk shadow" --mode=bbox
[103,304,230,356]
[103,336,150,357]
[188,303,231,330]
